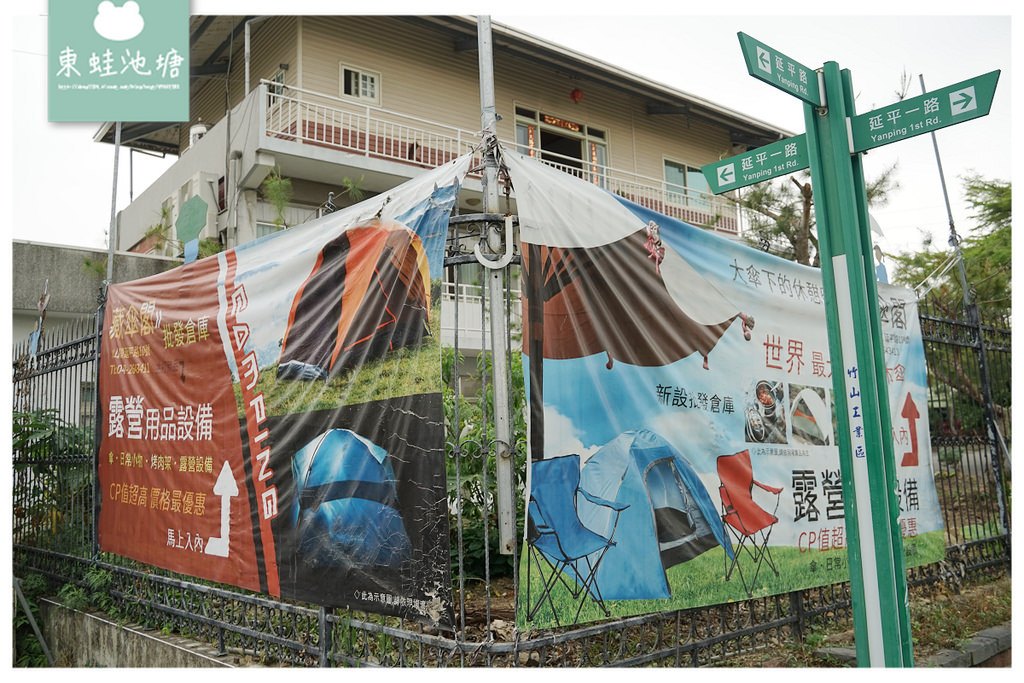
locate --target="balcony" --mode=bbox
[261,82,742,235]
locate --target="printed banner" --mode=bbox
[98,154,473,629]
[506,151,943,629]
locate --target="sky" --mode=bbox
[3,1,1017,271]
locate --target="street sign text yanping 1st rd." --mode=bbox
[738,32,822,106]
[702,134,809,194]
[850,70,1000,153]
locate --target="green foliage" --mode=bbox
[262,167,294,227]
[82,256,107,280]
[12,408,91,455]
[12,409,93,554]
[891,176,1011,315]
[56,583,91,611]
[55,568,118,619]
[339,175,365,203]
[197,237,225,260]
[443,346,527,580]
[14,574,50,667]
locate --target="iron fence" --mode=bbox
[11,249,1010,667]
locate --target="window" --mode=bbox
[664,160,711,210]
[340,64,380,104]
[269,69,286,96]
[514,106,607,187]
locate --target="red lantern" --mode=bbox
[570,88,584,104]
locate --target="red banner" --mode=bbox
[99,254,266,590]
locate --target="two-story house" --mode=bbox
[94,15,790,356]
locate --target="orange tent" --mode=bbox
[278,219,431,380]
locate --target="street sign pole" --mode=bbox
[842,67,914,663]
[802,61,913,667]
[727,34,998,666]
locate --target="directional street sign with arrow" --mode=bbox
[731,30,1000,667]
[701,134,809,194]
[849,70,1000,152]
[738,32,822,106]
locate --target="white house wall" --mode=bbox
[116,16,748,254]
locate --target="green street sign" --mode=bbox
[850,70,1000,152]
[701,134,809,194]
[738,32,822,106]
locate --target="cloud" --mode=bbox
[543,408,601,464]
[93,1,145,42]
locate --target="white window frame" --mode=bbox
[268,69,286,96]
[663,157,711,210]
[513,104,608,186]
[339,63,381,105]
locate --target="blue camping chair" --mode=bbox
[526,454,628,626]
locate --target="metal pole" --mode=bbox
[105,121,122,285]
[476,16,516,554]
[14,577,54,666]
[804,62,913,667]
[921,75,1012,520]
[245,21,251,94]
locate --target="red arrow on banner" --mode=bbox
[900,394,920,467]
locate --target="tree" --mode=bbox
[890,175,1011,317]
[737,163,899,266]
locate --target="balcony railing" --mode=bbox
[262,81,741,234]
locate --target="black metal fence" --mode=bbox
[12,269,1010,666]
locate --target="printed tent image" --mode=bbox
[277,218,431,381]
[790,387,834,446]
[576,430,734,600]
[523,227,753,369]
[521,227,753,460]
[289,428,412,571]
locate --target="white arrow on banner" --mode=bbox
[205,461,238,557]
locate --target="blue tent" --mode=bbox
[577,429,733,600]
[290,429,412,570]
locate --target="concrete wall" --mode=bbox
[12,240,180,319]
[39,599,240,668]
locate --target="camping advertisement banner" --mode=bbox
[98,154,473,630]
[505,151,944,629]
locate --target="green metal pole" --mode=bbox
[840,67,914,665]
[803,61,913,666]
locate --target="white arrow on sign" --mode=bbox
[719,164,736,185]
[205,461,239,557]
[950,86,977,115]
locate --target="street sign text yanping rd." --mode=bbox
[738,32,822,106]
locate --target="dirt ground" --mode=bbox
[454,572,1011,667]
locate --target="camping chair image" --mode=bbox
[716,450,783,597]
[525,454,628,626]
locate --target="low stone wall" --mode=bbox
[39,599,235,668]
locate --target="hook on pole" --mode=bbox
[474,214,515,269]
